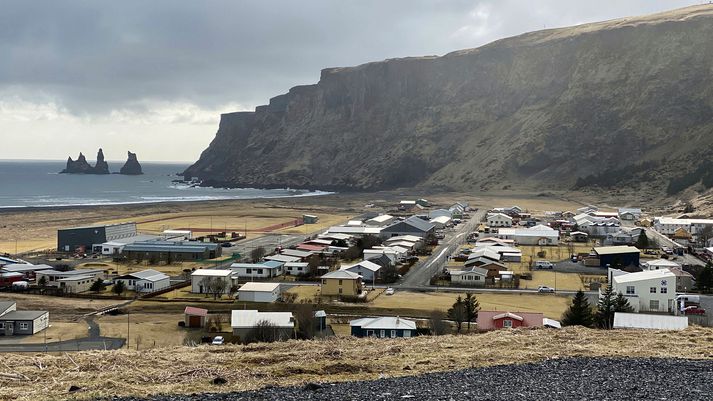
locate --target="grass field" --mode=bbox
[96,313,188,349]
[371,291,569,319]
[0,293,122,321]
[3,326,711,401]
[526,271,584,291]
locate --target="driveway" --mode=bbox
[0,315,125,352]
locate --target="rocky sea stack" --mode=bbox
[119,151,143,175]
[60,149,110,174]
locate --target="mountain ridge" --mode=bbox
[184,5,713,194]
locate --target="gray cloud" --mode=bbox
[0,0,698,114]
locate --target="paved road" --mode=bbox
[644,227,706,266]
[0,316,125,352]
[398,210,484,287]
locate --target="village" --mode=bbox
[1,196,712,351]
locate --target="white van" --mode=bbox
[534,261,554,270]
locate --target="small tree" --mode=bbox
[381,264,399,284]
[447,296,466,333]
[561,290,593,327]
[635,231,651,249]
[696,262,713,293]
[294,305,316,339]
[429,309,449,336]
[112,280,126,296]
[90,278,104,293]
[246,319,281,343]
[37,276,47,287]
[463,293,480,332]
[307,254,321,277]
[343,245,361,260]
[595,285,632,329]
[250,246,266,263]
[614,292,634,314]
[208,277,227,300]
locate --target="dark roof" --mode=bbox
[366,253,393,268]
[0,301,16,315]
[0,310,48,321]
[123,241,217,253]
[383,216,434,233]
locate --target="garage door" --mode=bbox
[188,316,202,328]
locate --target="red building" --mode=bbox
[0,272,24,288]
[477,311,546,330]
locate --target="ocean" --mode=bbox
[0,160,330,208]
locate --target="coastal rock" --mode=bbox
[119,151,143,175]
[93,148,110,174]
[59,148,110,174]
[183,5,713,194]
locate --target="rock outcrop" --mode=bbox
[119,151,143,175]
[183,5,713,194]
[60,149,110,175]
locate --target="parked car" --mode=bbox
[537,285,555,293]
[385,287,395,296]
[534,261,554,270]
[211,336,225,345]
[221,242,233,248]
[683,306,706,315]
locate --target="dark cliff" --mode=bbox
[119,151,143,175]
[184,5,713,193]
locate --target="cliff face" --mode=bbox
[60,149,110,175]
[119,151,143,175]
[184,6,713,193]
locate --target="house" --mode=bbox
[428,209,453,219]
[492,206,523,217]
[230,310,295,341]
[496,225,559,246]
[364,247,400,264]
[365,214,395,227]
[230,262,283,278]
[380,216,435,239]
[320,270,363,296]
[613,312,688,330]
[284,262,310,276]
[474,245,522,262]
[184,306,208,328]
[58,222,137,253]
[612,269,676,313]
[190,269,235,294]
[593,246,640,268]
[0,301,49,336]
[326,226,382,237]
[237,282,282,303]
[365,253,394,269]
[341,260,382,283]
[114,269,170,293]
[642,259,681,271]
[302,214,319,224]
[35,269,104,289]
[464,248,501,264]
[606,227,644,246]
[653,217,713,242]
[569,231,589,242]
[463,260,507,278]
[449,266,488,286]
[264,254,301,264]
[280,249,313,260]
[618,208,642,221]
[100,234,161,256]
[350,316,417,338]
[487,213,513,228]
[476,311,545,330]
[429,215,452,229]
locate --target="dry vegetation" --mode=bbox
[1,326,712,401]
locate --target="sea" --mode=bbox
[0,160,330,209]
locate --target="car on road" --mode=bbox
[211,336,225,345]
[535,261,554,269]
[537,285,555,293]
[221,242,233,247]
[661,247,673,255]
[385,287,395,296]
[683,306,706,315]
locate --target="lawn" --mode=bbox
[526,271,584,291]
[0,293,123,321]
[371,291,570,319]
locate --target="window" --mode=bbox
[626,286,635,295]
[257,269,263,274]
[0,322,4,329]
[660,287,667,294]
[246,269,252,274]
[650,300,660,310]
[380,330,386,338]
[338,280,343,285]
[650,287,657,293]
[297,267,303,271]
[390,330,397,338]
[338,288,343,294]
[366,330,375,337]
[321,279,326,285]
[503,319,513,328]
[402,330,411,338]
[474,276,480,280]
[19,322,29,330]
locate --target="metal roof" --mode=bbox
[238,282,281,292]
[321,270,361,280]
[58,222,136,231]
[350,316,416,330]
[117,269,169,282]
[231,310,294,329]
[191,269,232,277]
[613,268,675,284]
[0,310,48,321]
[265,254,301,263]
[342,260,382,272]
[184,306,208,317]
[594,246,640,256]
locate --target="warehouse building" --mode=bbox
[237,282,282,303]
[122,241,221,262]
[592,246,640,268]
[57,222,137,253]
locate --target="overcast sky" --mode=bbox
[0,0,699,162]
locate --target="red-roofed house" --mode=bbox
[184,306,208,328]
[296,243,327,252]
[476,311,544,330]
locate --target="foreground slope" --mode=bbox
[2,327,712,400]
[185,5,713,193]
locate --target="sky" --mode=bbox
[0,0,699,162]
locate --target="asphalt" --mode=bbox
[105,357,713,401]
[0,316,125,352]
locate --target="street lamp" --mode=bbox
[44,324,52,352]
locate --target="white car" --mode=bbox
[537,286,555,293]
[211,336,225,345]
[385,287,395,295]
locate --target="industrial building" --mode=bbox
[122,241,221,261]
[592,246,640,268]
[0,301,49,336]
[57,222,137,253]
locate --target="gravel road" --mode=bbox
[108,357,712,401]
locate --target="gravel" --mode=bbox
[107,357,712,401]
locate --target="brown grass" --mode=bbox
[0,294,123,321]
[1,326,712,401]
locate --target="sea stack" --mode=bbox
[60,152,97,174]
[93,148,110,174]
[119,151,143,175]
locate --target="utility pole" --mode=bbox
[127,311,130,349]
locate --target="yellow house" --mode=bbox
[320,270,362,296]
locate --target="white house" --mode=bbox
[114,269,170,293]
[230,261,283,279]
[231,310,294,340]
[365,214,395,227]
[190,269,235,294]
[341,260,382,282]
[487,213,513,227]
[612,269,677,313]
[429,215,452,229]
[496,225,559,246]
[654,217,713,241]
[641,259,681,271]
[284,262,310,276]
[57,275,96,293]
[35,269,104,288]
[237,282,282,303]
[450,266,488,287]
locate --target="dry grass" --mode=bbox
[1,326,711,401]
[370,291,569,319]
[96,313,187,349]
[13,322,91,345]
[285,285,321,302]
[0,294,122,321]
[527,271,584,291]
